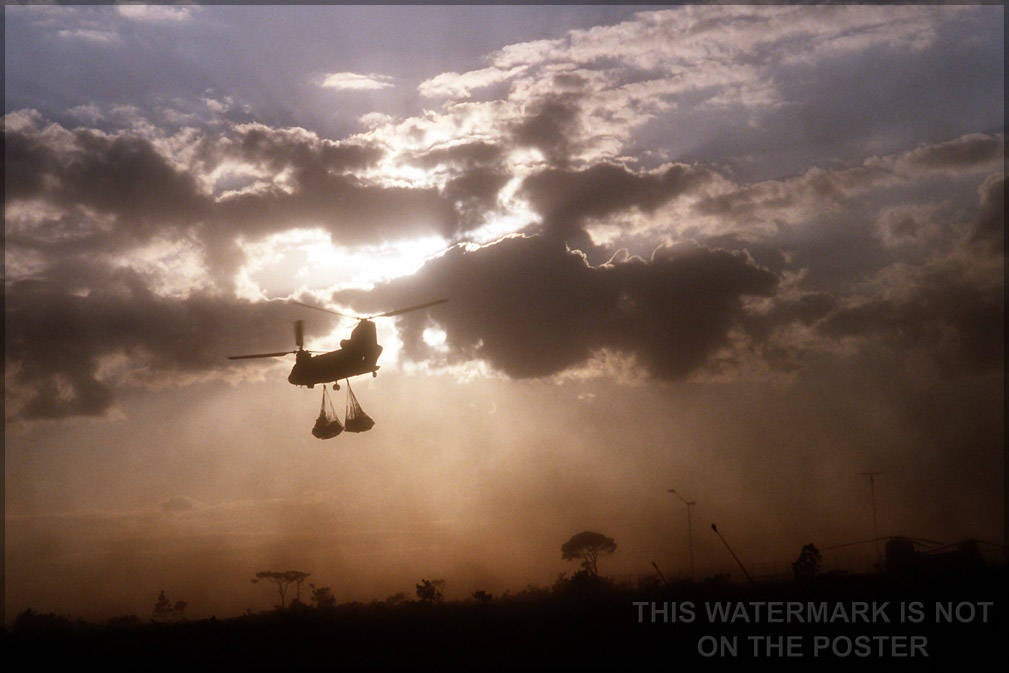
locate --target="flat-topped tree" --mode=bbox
[561,531,617,577]
[252,570,311,609]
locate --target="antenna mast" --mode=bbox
[859,471,883,569]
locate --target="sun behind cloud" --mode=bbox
[235,229,449,299]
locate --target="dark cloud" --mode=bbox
[523,162,709,224]
[4,265,313,419]
[817,173,1004,378]
[4,115,461,282]
[689,133,1001,238]
[551,72,589,90]
[337,235,778,381]
[6,103,1000,421]
[443,169,512,231]
[900,133,1004,172]
[211,176,457,244]
[73,132,208,225]
[969,174,1005,254]
[205,127,459,249]
[740,291,841,372]
[511,93,584,166]
[410,141,504,170]
[520,162,713,250]
[5,121,209,233]
[698,234,793,273]
[610,243,780,379]
[882,212,923,244]
[343,236,616,378]
[692,163,889,223]
[8,208,778,417]
[208,123,383,178]
[4,116,64,200]
[444,169,510,206]
[820,261,1003,378]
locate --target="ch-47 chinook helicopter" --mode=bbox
[227,299,447,389]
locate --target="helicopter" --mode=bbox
[227,299,447,389]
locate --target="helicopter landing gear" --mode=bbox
[333,382,340,391]
[372,370,378,378]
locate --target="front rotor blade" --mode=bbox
[294,320,304,349]
[369,298,448,319]
[289,300,362,320]
[227,351,295,360]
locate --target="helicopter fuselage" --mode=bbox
[287,319,383,387]
[228,302,447,385]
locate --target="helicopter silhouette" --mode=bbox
[227,299,447,389]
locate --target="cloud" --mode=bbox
[875,203,947,249]
[442,169,512,230]
[819,260,1003,378]
[359,112,393,129]
[511,93,585,166]
[520,162,714,246]
[335,235,778,382]
[4,6,1002,423]
[327,5,998,200]
[872,133,1004,176]
[320,72,395,91]
[6,102,1000,421]
[689,133,1002,239]
[817,176,1004,379]
[484,7,958,133]
[4,114,208,233]
[3,266,312,420]
[409,141,504,171]
[57,28,119,44]
[419,66,523,99]
[116,5,197,23]
[3,113,458,284]
[969,174,1005,254]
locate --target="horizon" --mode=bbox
[11,532,1006,623]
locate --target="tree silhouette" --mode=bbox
[792,543,822,581]
[384,591,409,606]
[153,590,173,619]
[152,589,187,622]
[415,578,446,603]
[561,531,617,576]
[13,609,73,633]
[310,584,336,609]
[252,570,311,609]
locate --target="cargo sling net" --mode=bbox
[344,380,375,433]
[312,386,344,439]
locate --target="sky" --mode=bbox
[3,3,1005,622]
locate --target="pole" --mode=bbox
[669,489,696,581]
[686,501,695,581]
[711,523,753,582]
[859,472,882,569]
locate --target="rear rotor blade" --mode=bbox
[368,298,448,319]
[294,320,304,349]
[227,351,297,360]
